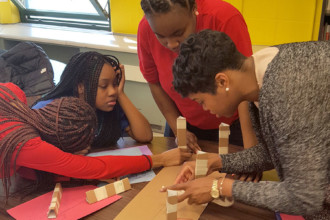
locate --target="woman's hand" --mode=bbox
[162,176,215,205]
[186,131,201,153]
[206,153,223,172]
[174,153,222,184]
[174,160,196,184]
[230,172,262,183]
[151,148,192,168]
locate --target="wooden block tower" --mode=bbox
[213,122,234,207]
[195,151,208,179]
[166,189,178,220]
[47,183,63,218]
[218,123,230,155]
[176,116,187,149]
[86,178,131,204]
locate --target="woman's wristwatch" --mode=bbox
[210,179,220,198]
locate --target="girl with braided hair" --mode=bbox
[33,51,152,148]
[0,82,191,200]
[138,0,257,152]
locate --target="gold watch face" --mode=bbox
[211,189,219,198]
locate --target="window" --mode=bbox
[11,0,110,31]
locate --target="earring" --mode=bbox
[225,88,229,92]
[195,11,199,16]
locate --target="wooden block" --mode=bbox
[218,123,230,155]
[86,177,131,204]
[47,183,62,219]
[166,190,178,220]
[177,116,187,149]
[219,122,230,132]
[195,151,208,179]
[219,147,228,155]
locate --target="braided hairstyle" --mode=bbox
[35,52,122,148]
[140,0,196,15]
[172,30,246,97]
[0,84,97,200]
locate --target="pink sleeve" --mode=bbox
[221,14,253,56]
[137,17,159,83]
[15,137,151,179]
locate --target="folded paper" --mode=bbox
[7,185,121,220]
[115,166,206,220]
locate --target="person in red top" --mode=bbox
[138,0,257,151]
[0,82,191,199]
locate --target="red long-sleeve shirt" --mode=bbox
[1,83,151,180]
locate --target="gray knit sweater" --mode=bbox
[221,41,330,219]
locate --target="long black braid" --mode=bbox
[34,52,122,148]
[0,84,97,200]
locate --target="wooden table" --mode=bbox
[0,137,275,220]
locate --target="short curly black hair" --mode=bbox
[172,29,246,97]
[140,0,196,15]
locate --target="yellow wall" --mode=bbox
[110,0,144,35]
[0,0,20,24]
[224,0,323,45]
[111,0,324,45]
[0,0,324,43]
[312,0,324,40]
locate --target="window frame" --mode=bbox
[11,0,111,31]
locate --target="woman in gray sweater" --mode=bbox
[164,30,329,219]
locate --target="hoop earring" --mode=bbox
[225,88,229,92]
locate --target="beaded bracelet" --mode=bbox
[143,154,152,170]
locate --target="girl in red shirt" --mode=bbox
[138,0,257,151]
[0,83,191,200]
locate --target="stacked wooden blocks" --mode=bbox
[195,151,208,179]
[47,183,63,218]
[166,189,178,220]
[86,178,131,204]
[176,116,187,149]
[213,123,234,207]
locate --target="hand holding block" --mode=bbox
[86,177,131,204]
[219,123,230,155]
[177,116,187,149]
[195,151,208,179]
[166,189,178,220]
[47,183,63,218]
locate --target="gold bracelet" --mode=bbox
[219,177,225,197]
